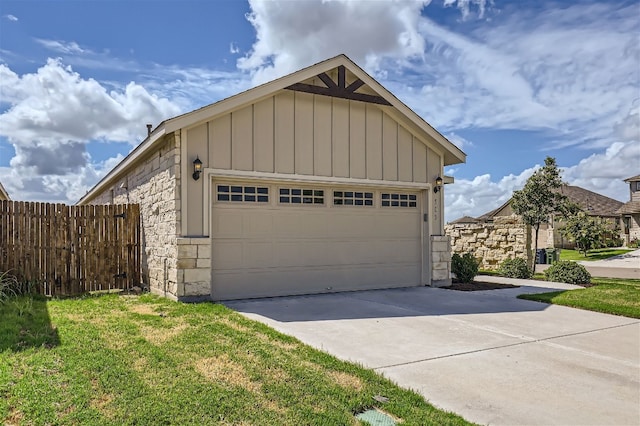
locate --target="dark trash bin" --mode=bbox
[545,248,556,264]
[536,249,546,264]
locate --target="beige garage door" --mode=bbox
[211,181,423,300]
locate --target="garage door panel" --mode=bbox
[211,183,423,300]
[324,240,379,264]
[328,213,376,237]
[246,213,274,236]
[375,214,419,237]
[245,242,275,268]
[213,241,244,270]
[212,212,244,237]
[212,263,420,300]
[274,212,329,237]
[370,239,421,263]
[276,241,329,267]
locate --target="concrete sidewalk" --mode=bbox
[227,279,640,425]
[536,248,640,279]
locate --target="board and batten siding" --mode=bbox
[184,91,441,236]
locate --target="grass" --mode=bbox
[559,248,633,261]
[518,277,640,319]
[0,293,471,426]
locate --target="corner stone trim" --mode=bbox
[431,235,451,287]
[177,237,211,298]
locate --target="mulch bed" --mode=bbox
[441,281,520,291]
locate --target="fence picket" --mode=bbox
[0,201,140,296]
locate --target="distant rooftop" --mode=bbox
[450,184,623,224]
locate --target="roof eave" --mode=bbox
[77,127,167,205]
[0,181,10,200]
[164,54,466,165]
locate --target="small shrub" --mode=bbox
[544,261,591,285]
[0,271,19,303]
[0,271,35,303]
[451,253,479,283]
[498,257,532,279]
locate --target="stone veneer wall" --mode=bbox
[445,215,531,270]
[431,235,451,287]
[89,132,182,298]
[176,237,211,299]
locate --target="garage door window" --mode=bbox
[217,185,269,203]
[279,188,324,205]
[382,193,417,208]
[334,191,374,206]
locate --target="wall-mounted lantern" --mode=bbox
[433,176,443,193]
[192,157,203,180]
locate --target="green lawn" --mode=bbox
[559,248,633,261]
[518,277,640,318]
[0,293,471,426]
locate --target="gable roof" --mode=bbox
[471,185,623,222]
[557,185,623,217]
[616,200,640,215]
[448,215,480,224]
[78,54,466,204]
[624,175,640,183]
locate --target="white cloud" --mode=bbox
[0,59,180,144]
[0,59,181,203]
[141,65,251,112]
[229,42,240,54]
[561,141,640,202]
[238,0,637,154]
[445,166,537,222]
[443,0,493,20]
[4,14,18,22]
[35,39,88,55]
[444,140,639,222]
[406,1,639,149]
[238,0,429,83]
[445,132,472,151]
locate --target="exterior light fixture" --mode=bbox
[433,176,443,193]
[192,157,203,180]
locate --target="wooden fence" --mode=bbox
[0,201,140,296]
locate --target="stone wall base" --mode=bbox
[431,278,452,288]
[431,235,451,286]
[177,237,211,298]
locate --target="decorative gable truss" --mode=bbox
[285,65,392,106]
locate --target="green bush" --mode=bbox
[498,257,532,279]
[544,261,591,285]
[451,253,479,283]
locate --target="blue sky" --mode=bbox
[0,0,638,222]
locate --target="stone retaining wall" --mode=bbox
[445,215,531,269]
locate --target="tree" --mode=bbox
[511,157,566,273]
[560,211,608,256]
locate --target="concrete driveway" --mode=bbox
[226,279,640,425]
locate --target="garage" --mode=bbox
[211,181,424,300]
[79,54,466,301]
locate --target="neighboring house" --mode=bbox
[478,185,622,249]
[78,54,466,301]
[617,175,640,246]
[0,182,10,201]
[446,184,623,268]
